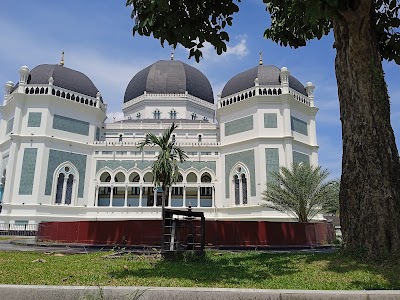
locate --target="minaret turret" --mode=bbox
[306,82,315,107]
[280,67,290,93]
[18,66,30,85]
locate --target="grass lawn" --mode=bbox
[0,237,12,241]
[0,250,399,290]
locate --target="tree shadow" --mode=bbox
[304,251,400,290]
[109,252,299,287]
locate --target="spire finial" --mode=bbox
[60,51,65,66]
[171,49,174,61]
[259,51,263,65]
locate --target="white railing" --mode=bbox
[218,85,311,108]
[123,92,216,110]
[288,89,310,106]
[9,84,107,112]
[104,121,217,130]
[92,141,221,146]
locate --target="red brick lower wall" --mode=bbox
[37,220,335,246]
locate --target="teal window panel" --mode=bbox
[45,150,87,198]
[265,148,280,184]
[28,112,42,127]
[225,150,256,198]
[225,115,253,136]
[293,151,310,166]
[52,114,89,136]
[19,148,38,195]
[6,118,14,134]
[15,220,29,225]
[291,116,308,136]
[264,113,277,128]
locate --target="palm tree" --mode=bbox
[262,163,339,222]
[138,122,187,210]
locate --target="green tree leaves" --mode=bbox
[138,123,187,203]
[262,164,339,222]
[126,0,400,64]
[126,0,240,62]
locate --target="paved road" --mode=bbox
[0,238,100,253]
[0,237,337,254]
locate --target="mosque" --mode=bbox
[0,53,319,228]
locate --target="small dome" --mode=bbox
[27,64,99,98]
[124,60,214,104]
[221,65,307,98]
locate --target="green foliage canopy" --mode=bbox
[126,0,400,63]
[262,164,339,222]
[138,123,187,191]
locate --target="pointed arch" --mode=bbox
[229,162,250,206]
[52,162,79,205]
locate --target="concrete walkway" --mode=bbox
[2,237,338,254]
[0,285,399,300]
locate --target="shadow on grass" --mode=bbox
[304,251,400,290]
[109,252,299,286]
[107,250,400,289]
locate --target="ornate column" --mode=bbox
[94,184,99,206]
[197,185,200,208]
[168,188,172,208]
[61,177,68,205]
[139,185,143,207]
[109,184,114,207]
[182,186,186,207]
[124,184,128,207]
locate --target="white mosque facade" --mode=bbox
[0,58,319,227]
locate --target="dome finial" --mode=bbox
[60,51,65,66]
[171,49,174,61]
[259,51,263,65]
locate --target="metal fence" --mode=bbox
[0,223,38,237]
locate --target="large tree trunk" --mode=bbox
[333,1,400,258]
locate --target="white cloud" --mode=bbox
[179,35,249,62]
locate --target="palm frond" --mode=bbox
[262,163,339,222]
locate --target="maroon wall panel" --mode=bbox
[37,220,335,247]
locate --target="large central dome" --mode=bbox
[124,60,214,103]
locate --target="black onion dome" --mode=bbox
[221,65,307,98]
[28,64,99,98]
[124,60,214,103]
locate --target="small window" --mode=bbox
[191,112,197,120]
[170,109,177,119]
[119,134,123,142]
[198,135,202,143]
[136,112,141,119]
[154,109,161,119]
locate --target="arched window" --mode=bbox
[53,164,78,205]
[170,109,177,119]
[231,165,249,206]
[191,112,197,120]
[154,109,161,119]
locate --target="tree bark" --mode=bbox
[333,1,400,258]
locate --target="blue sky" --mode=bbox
[1,0,399,179]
